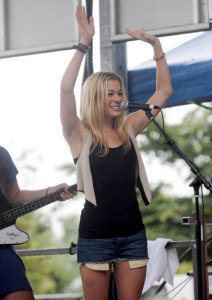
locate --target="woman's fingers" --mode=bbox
[125,27,157,45]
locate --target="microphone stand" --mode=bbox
[145,110,212,300]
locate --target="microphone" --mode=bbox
[120,100,161,111]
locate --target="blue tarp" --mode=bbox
[127,30,212,108]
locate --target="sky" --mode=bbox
[0,1,204,219]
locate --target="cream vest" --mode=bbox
[76,124,151,206]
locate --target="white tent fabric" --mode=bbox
[127,30,212,107]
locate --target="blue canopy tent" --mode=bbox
[127,30,212,108]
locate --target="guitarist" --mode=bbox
[0,146,77,300]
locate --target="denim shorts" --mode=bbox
[77,230,148,266]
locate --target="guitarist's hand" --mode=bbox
[48,183,77,201]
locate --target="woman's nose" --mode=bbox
[114,94,122,100]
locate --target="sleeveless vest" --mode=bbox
[75,124,151,206]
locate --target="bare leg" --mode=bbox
[80,264,111,300]
[1,291,35,300]
[114,261,146,300]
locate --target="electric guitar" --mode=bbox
[0,183,77,245]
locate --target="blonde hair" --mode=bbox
[81,71,131,156]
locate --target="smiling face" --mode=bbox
[104,79,124,121]
[81,72,126,131]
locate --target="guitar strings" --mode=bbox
[0,184,77,225]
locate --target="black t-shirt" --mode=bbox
[78,141,145,238]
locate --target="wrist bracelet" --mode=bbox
[71,43,91,54]
[78,43,90,50]
[153,52,165,61]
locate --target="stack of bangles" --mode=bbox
[71,43,90,54]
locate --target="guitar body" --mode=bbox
[0,192,29,244]
[0,183,77,245]
[0,225,29,245]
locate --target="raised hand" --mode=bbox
[76,5,95,44]
[125,27,159,46]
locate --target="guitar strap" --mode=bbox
[0,180,10,207]
[0,180,6,198]
[0,180,13,213]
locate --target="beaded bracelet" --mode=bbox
[78,43,90,50]
[71,43,91,54]
[153,52,165,61]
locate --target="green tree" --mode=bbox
[14,106,211,289]
[139,107,211,180]
[16,210,81,294]
[137,107,212,270]
[13,147,81,294]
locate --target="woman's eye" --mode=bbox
[108,93,113,97]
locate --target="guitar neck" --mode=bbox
[1,184,77,224]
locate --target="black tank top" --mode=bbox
[78,141,145,238]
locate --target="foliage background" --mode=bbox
[15,107,211,294]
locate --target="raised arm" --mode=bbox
[125,28,173,136]
[60,5,95,158]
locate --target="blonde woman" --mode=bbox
[60,5,173,300]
